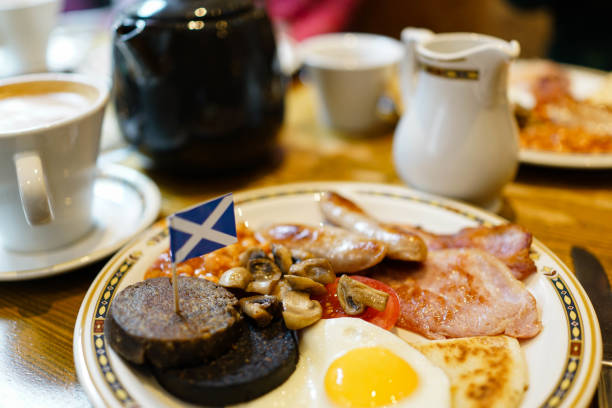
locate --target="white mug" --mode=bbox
[299,33,404,134]
[0,0,60,76]
[0,73,109,252]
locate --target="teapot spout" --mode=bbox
[472,39,520,64]
[418,34,519,62]
[470,39,521,105]
[417,34,521,106]
[507,40,520,59]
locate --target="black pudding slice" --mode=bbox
[153,317,299,406]
[105,277,242,369]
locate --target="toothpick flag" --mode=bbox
[167,193,238,313]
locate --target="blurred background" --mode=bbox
[38,0,606,158]
[59,0,611,70]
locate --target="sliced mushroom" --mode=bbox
[281,290,322,330]
[239,246,268,267]
[336,275,389,315]
[290,249,314,263]
[289,258,335,285]
[218,267,252,290]
[239,295,280,327]
[272,278,292,299]
[272,244,293,274]
[283,275,327,296]
[248,257,282,281]
[246,280,277,295]
[246,257,282,295]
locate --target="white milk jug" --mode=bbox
[393,29,520,208]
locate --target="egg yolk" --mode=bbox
[324,347,418,407]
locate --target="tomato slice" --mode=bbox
[312,275,400,330]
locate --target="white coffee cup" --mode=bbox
[0,73,109,252]
[0,0,60,76]
[299,33,404,134]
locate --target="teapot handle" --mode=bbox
[115,18,146,43]
[400,28,433,107]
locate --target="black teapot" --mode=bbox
[112,0,285,172]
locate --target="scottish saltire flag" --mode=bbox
[168,193,237,263]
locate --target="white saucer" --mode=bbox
[0,163,161,281]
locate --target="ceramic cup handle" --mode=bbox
[14,152,54,226]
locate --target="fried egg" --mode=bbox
[234,318,451,408]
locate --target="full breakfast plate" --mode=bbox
[74,182,602,408]
[509,60,612,169]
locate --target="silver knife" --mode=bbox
[571,246,611,408]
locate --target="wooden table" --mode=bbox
[1,83,611,407]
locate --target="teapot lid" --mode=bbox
[126,0,254,20]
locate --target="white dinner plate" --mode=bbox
[74,182,602,408]
[509,59,612,169]
[518,149,612,169]
[0,163,160,281]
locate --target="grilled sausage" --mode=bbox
[257,224,387,273]
[319,192,427,262]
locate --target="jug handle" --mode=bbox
[400,28,434,107]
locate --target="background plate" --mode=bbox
[510,60,612,169]
[519,149,612,169]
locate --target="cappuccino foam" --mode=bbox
[0,81,96,133]
[0,0,57,11]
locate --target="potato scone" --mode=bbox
[410,336,528,408]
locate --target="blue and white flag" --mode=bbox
[168,193,237,264]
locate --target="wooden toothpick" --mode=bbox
[172,261,180,315]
